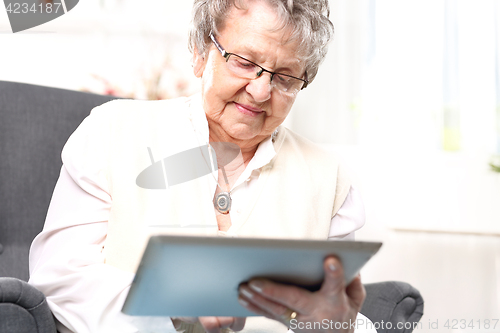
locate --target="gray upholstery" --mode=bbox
[0,277,57,333]
[0,81,116,281]
[0,80,424,332]
[361,281,424,333]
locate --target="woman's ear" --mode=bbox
[192,46,207,78]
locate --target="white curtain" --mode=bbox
[292,0,499,153]
[289,0,500,234]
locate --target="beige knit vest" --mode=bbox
[89,97,350,333]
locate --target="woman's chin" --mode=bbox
[230,133,259,143]
[226,124,261,142]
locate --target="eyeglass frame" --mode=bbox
[209,32,309,93]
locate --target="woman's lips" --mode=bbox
[234,102,264,117]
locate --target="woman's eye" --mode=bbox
[237,60,253,68]
[276,74,287,82]
[275,74,292,85]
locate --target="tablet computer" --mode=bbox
[122,235,382,317]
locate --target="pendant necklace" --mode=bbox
[188,109,236,214]
[214,166,231,214]
[197,140,234,214]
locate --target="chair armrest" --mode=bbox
[0,277,57,333]
[361,281,424,333]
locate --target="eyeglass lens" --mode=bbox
[226,54,303,94]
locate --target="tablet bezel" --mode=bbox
[122,235,382,317]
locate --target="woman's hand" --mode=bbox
[171,316,246,333]
[237,256,365,333]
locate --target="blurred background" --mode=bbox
[1,0,499,332]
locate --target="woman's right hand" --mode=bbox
[172,316,246,333]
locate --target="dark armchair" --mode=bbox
[0,81,424,333]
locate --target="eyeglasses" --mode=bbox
[209,33,308,96]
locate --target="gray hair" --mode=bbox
[188,0,334,84]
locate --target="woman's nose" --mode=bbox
[245,74,272,103]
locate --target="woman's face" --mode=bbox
[193,0,305,149]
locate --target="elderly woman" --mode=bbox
[28,0,373,332]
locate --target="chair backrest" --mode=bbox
[0,81,116,280]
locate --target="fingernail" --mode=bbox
[249,280,263,293]
[240,288,254,299]
[329,263,337,272]
[238,297,249,307]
